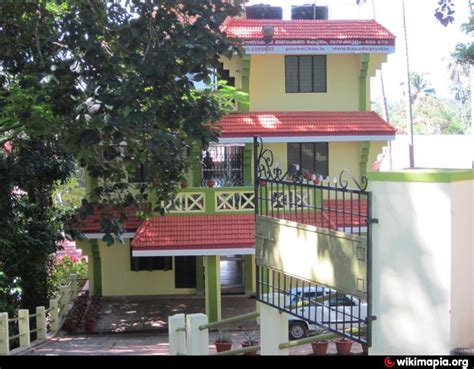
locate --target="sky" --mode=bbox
[245,0,471,105]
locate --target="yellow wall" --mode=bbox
[249,54,360,112]
[329,142,362,179]
[221,54,243,90]
[79,239,196,297]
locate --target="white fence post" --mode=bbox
[49,298,59,333]
[70,274,78,300]
[18,309,30,348]
[59,286,69,318]
[36,306,47,340]
[0,313,9,355]
[168,314,186,355]
[186,313,209,355]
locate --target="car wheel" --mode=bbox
[289,321,307,340]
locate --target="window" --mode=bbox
[174,256,197,288]
[202,144,244,187]
[130,162,155,183]
[130,256,172,271]
[287,143,328,177]
[285,55,327,93]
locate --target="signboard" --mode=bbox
[255,215,368,299]
[243,38,395,55]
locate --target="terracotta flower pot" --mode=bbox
[207,179,214,188]
[362,344,368,355]
[311,340,328,355]
[180,180,188,189]
[84,320,96,332]
[215,341,232,353]
[335,339,353,355]
[241,340,259,355]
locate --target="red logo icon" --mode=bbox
[384,357,395,368]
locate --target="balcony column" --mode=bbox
[191,143,202,187]
[195,256,205,295]
[204,255,221,322]
[244,254,256,295]
[243,143,253,185]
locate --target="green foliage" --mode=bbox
[0,0,245,244]
[453,16,474,65]
[0,0,244,314]
[216,329,232,343]
[48,255,88,294]
[374,95,470,135]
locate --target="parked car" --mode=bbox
[286,286,335,306]
[287,294,367,340]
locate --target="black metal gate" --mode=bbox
[253,136,375,345]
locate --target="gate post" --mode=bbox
[259,302,289,355]
[168,314,186,355]
[369,170,474,355]
[186,313,209,355]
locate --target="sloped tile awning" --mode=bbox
[216,111,396,144]
[131,214,256,257]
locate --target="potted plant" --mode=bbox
[335,337,353,355]
[311,339,329,355]
[240,332,259,355]
[207,178,215,188]
[214,329,232,353]
[310,328,329,355]
[180,179,188,188]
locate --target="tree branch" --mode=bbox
[35,8,45,66]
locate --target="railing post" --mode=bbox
[36,306,47,340]
[168,314,186,355]
[186,313,209,355]
[0,312,9,355]
[49,298,59,333]
[70,274,78,300]
[59,286,69,317]
[18,309,30,348]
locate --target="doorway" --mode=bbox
[220,255,245,295]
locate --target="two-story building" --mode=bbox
[77,4,396,322]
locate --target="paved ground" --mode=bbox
[91,294,258,333]
[21,331,364,356]
[18,294,363,355]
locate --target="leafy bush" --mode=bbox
[49,255,88,293]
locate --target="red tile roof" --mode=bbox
[217,111,396,138]
[132,214,255,250]
[223,19,395,43]
[77,207,145,233]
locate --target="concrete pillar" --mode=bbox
[204,255,221,322]
[59,286,69,317]
[49,299,59,333]
[168,314,186,355]
[259,302,289,355]
[70,274,78,300]
[368,170,474,355]
[36,306,47,340]
[244,254,256,295]
[195,256,205,295]
[18,309,30,348]
[0,313,9,355]
[91,240,102,296]
[186,313,209,355]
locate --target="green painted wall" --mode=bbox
[205,255,221,322]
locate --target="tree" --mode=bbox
[0,0,244,312]
[453,16,474,65]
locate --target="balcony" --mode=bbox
[164,187,255,215]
